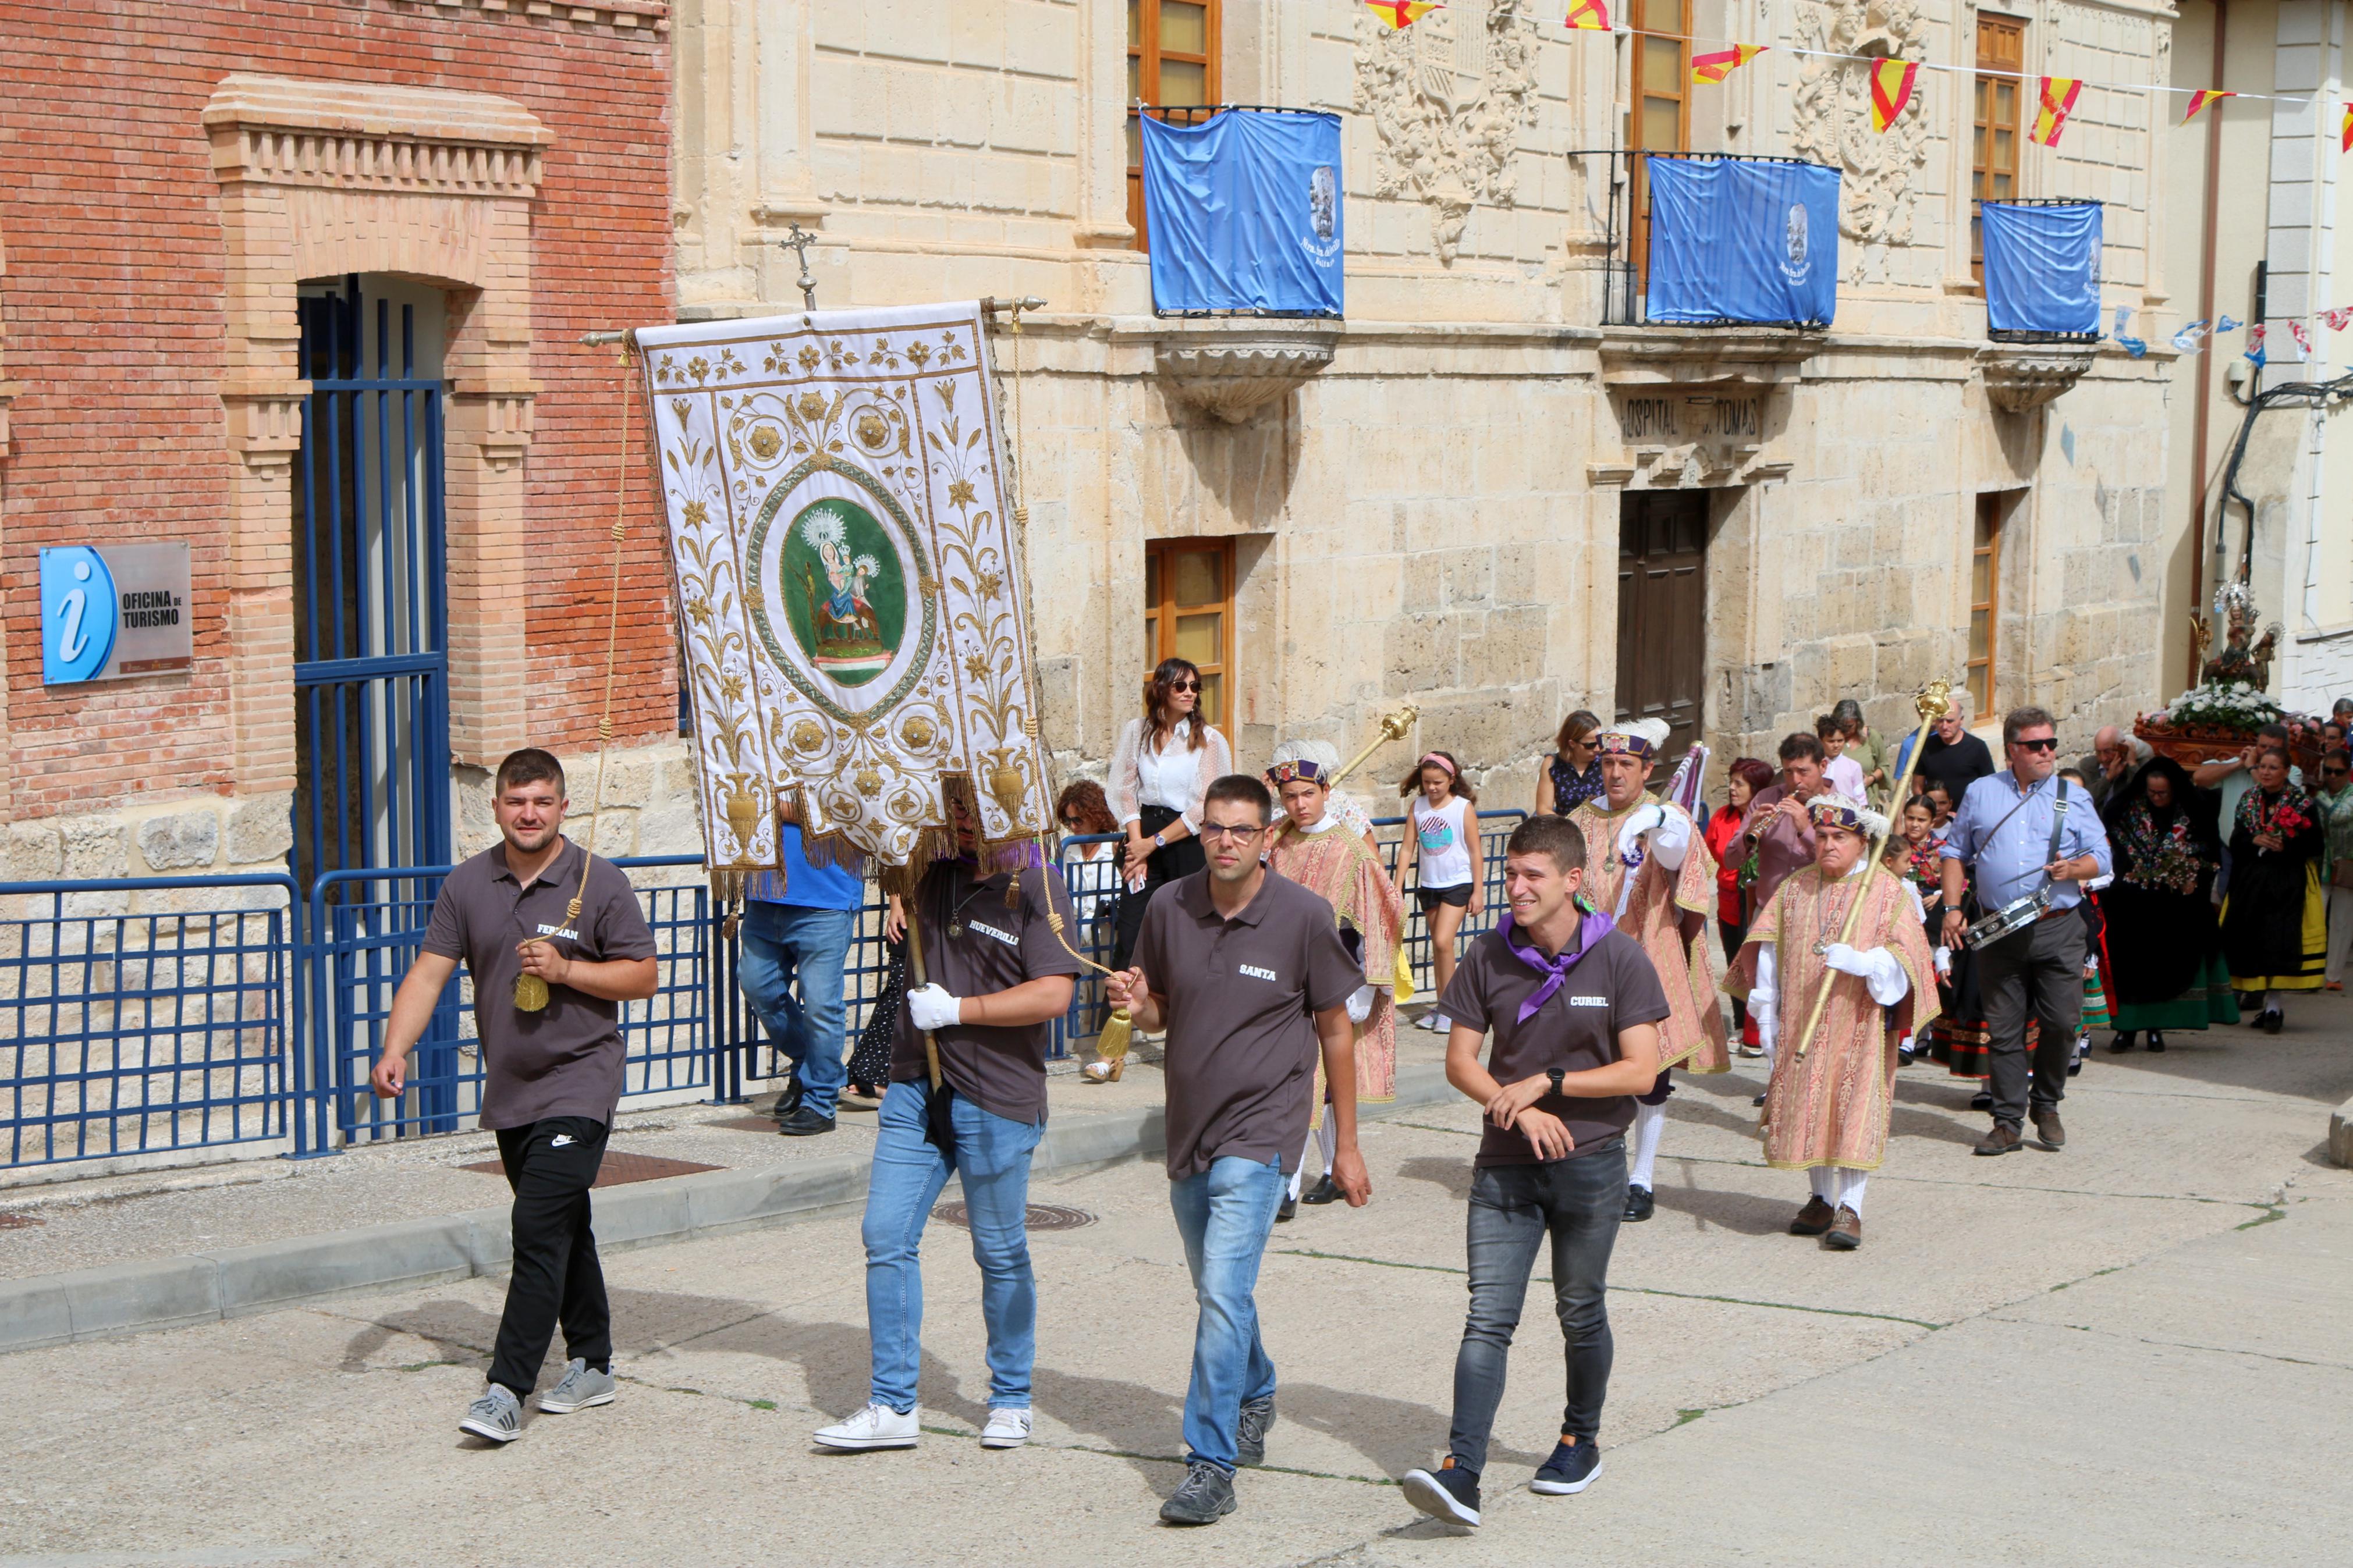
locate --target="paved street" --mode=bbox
[6,1019,2351,1568]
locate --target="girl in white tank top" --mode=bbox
[1399,751,1482,1029]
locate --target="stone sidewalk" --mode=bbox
[5,1013,2350,1567]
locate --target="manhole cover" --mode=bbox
[0,1211,43,1229]
[931,1202,1096,1232]
[712,1114,789,1133]
[459,1151,723,1189]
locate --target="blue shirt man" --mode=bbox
[744,818,865,1135]
[1938,771,2113,914]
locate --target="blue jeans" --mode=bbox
[1168,1155,1286,1473]
[738,901,852,1117]
[863,1079,1043,1413]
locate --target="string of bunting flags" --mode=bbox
[1361,1,2338,145]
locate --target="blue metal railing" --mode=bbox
[2,815,1534,1171]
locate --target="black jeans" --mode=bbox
[1110,805,1207,973]
[1719,918,1749,1033]
[1976,914,2085,1128]
[488,1115,612,1397]
[1446,1142,1627,1474]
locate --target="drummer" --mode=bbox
[1936,706,2111,1160]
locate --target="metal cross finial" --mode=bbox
[779,222,819,311]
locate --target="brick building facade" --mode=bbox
[0,1,683,891]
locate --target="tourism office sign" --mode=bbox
[40,543,194,685]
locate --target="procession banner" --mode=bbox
[1981,200,2101,336]
[1644,156,1840,328]
[1140,109,1346,317]
[637,304,1053,872]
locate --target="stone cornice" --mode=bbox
[203,74,551,198]
[387,0,668,33]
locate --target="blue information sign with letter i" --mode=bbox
[40,543,193,685]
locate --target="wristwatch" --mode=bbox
[1546,1066,1566,1097]
[1152,830,1167,849]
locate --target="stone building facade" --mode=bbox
[0,1,683,900]
[671,0,2177,806]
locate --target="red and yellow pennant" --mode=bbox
[1363,0,1440,29]
[2182,89,2234,124]
[2031,76,2084,146]
[1691,44,1767,86]
[1564,0,1610,31]
[2343,102,2352,153]
[1868,59,1918,132]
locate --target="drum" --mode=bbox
[1962,888,2050,951]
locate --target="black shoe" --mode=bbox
[1529,1438,1603,1495]
[1159,1459,1237,1525]
[1970,1090,1994,1112]
[1300,1175,1341,1206]
[1621,1185,1655,1222]
[2259,1008,2285,1034]
[771,1079,804,1121]
[1401,1460,1482,1526]
[1897,1041,1917,1065]
[1751,1091,1767,1107]
[1236,1395,1275,1466]
[2107,1032,2136,1054]
[2146,1030,2166,1053]
[1275,1194,1297,1223]
[775,1105,836,1137]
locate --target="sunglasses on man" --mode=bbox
[2013,737,2060,752]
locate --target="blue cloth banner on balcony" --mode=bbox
[1981,201,2102,335]
[1140,109,1344,317]
[1645,157,1840,328]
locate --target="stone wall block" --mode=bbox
[5,822,64,882]
[226,795,296,867]
[137,810,222,873]
[62,817,130,881]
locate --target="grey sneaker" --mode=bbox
[537,1357,617,1414]
[1236,1394,1276,1466]
[1159,1459,1237,1525]
[459,1384,522,1444]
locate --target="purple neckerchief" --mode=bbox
[1499,909,1616,1024]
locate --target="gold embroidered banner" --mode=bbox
[637,303,1051,870]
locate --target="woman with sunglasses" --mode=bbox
[1535,710,1605,818]
[1108,658,1234,983]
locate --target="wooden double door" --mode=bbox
[1616,490,1709,758]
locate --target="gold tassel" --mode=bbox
[1094,1007,1134,1063]
[1393,946,1417,1005]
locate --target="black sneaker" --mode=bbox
[775,1105,836,1137]
[1401,1459,1482,1526]
[1159,1459,1237,1525]
[1621,1185,1655,1222]
[1236,1395,1275,1466]
[1529,1438,1603,1495]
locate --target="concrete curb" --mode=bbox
[0,1064,1456,1356]
[2331,1096,2353,1169]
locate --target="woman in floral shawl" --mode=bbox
[2100,757,2236,1051]
[2220,744,2326,1032]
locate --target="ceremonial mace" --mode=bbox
[1789,679,1951,1059]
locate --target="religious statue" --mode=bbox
[2199,580,2281,691]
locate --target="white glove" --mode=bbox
[907,983,963,1031]
[1820,943,1910,1007]
[1933,945,1953,980]
[1647,805,1692,870]
[1345,984,1375,1025]
[1615,805,1667,862]
[1751,944,1780,1054]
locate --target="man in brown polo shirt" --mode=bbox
[1398,812,1665,1529]
[1107,773,1368,1528]
[370,748,656,1445]
[812,781,1078,1456]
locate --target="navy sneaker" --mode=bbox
[1529,1438,1603,1495]
[1159,1460,1237,1525]
[1236,1395,1275,1466]
[1401,1459,1482,1526]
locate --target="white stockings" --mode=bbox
[1629,1100,1666,1191]
[1807,1168,1869,1216]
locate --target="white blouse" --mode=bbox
[1109,716,1234,832]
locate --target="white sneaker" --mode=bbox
[812,1402,920,1450]
[980,1407,1033,1449]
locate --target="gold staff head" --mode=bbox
[1914,679,1954,725]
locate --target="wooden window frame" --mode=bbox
[1627,0,1691,288]
[1127,0,1223,253]
[1967,493,2003,721]
[1972,16,2026,283]
[1144,537,1236,741]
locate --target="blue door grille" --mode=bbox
[293,278,452,897]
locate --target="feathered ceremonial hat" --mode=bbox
[1593,718,1671,760]
[1809,797,1889,838]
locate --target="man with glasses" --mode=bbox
[2074,725,2148,813]
[1938,706,2113,1156]
[2318,749,2353,990]
[1107,774,1369,1527]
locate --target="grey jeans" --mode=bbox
[1445,1141,1627,1474]
[1976,912,2086,1128]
